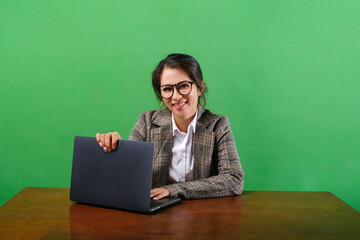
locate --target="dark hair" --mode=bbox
[152,53,207,106]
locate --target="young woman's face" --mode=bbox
[160,67,201,121]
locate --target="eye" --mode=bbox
[179,83,190,89]
[161,86,172,92]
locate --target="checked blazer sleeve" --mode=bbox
[163,115,244,199]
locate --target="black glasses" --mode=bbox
[159,81,194,99]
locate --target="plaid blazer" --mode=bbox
[129,107,244,199]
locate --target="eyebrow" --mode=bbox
[160,80,192,87]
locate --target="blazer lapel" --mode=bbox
[193,107,215,179]
[149,107,215,185]
[151,110,173,187]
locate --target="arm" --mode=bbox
[163,117,244,199]
[128,112,147,142]
[129,112,171,200]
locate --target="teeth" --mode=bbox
[174,102,186,107]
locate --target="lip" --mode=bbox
[172,101,187,110]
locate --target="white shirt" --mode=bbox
[168,110,198,183]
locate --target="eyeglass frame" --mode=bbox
[159,80,195,99]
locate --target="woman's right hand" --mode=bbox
[96,132,122,152]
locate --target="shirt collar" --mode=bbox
[172,108,198,136]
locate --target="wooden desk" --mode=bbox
[0,188,359,239]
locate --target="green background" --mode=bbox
[1,0,359,212]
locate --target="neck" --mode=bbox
[174,114,196,133]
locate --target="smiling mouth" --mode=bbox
[173,102,186,109]
[173,102,186,107]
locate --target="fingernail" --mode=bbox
[103,147,107,152]
[99,142,102,147]
[153,197,157,200]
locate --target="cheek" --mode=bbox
[163,99,172,108]
[189,92,199,104]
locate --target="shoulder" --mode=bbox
[137,110,161,120]
[129,109,171,141]
[136,109,172,126]
[198,108,231,131]
[198,108,236,144]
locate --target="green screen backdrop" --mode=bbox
[1,0,359,212]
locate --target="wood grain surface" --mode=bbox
[0,187,359,240]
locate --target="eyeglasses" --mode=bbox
[159,81,194,99]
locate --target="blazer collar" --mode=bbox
[152,109,172,127]
[196,106,213,128]
[150,106,215,182]
[152,106,213,128]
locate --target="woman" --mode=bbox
[96,53,244,200]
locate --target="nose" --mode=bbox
[172,87,182,100]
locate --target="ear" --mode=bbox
[198,81,205,96]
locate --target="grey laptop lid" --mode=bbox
[70,136,158,212]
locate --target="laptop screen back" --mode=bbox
[70,136,154,212]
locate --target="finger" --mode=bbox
[96,133,101,146]
[112,132,121,150]
[100,134,107,152]
[150,188,161,198]
[153,189,170,200]
[105,133,112,152]
[154,191,168,200]
[117,132,122,140]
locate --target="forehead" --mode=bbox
[160,67,191,85]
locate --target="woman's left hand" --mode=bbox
[150,188,170,200]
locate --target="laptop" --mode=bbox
[70,136,181,213]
